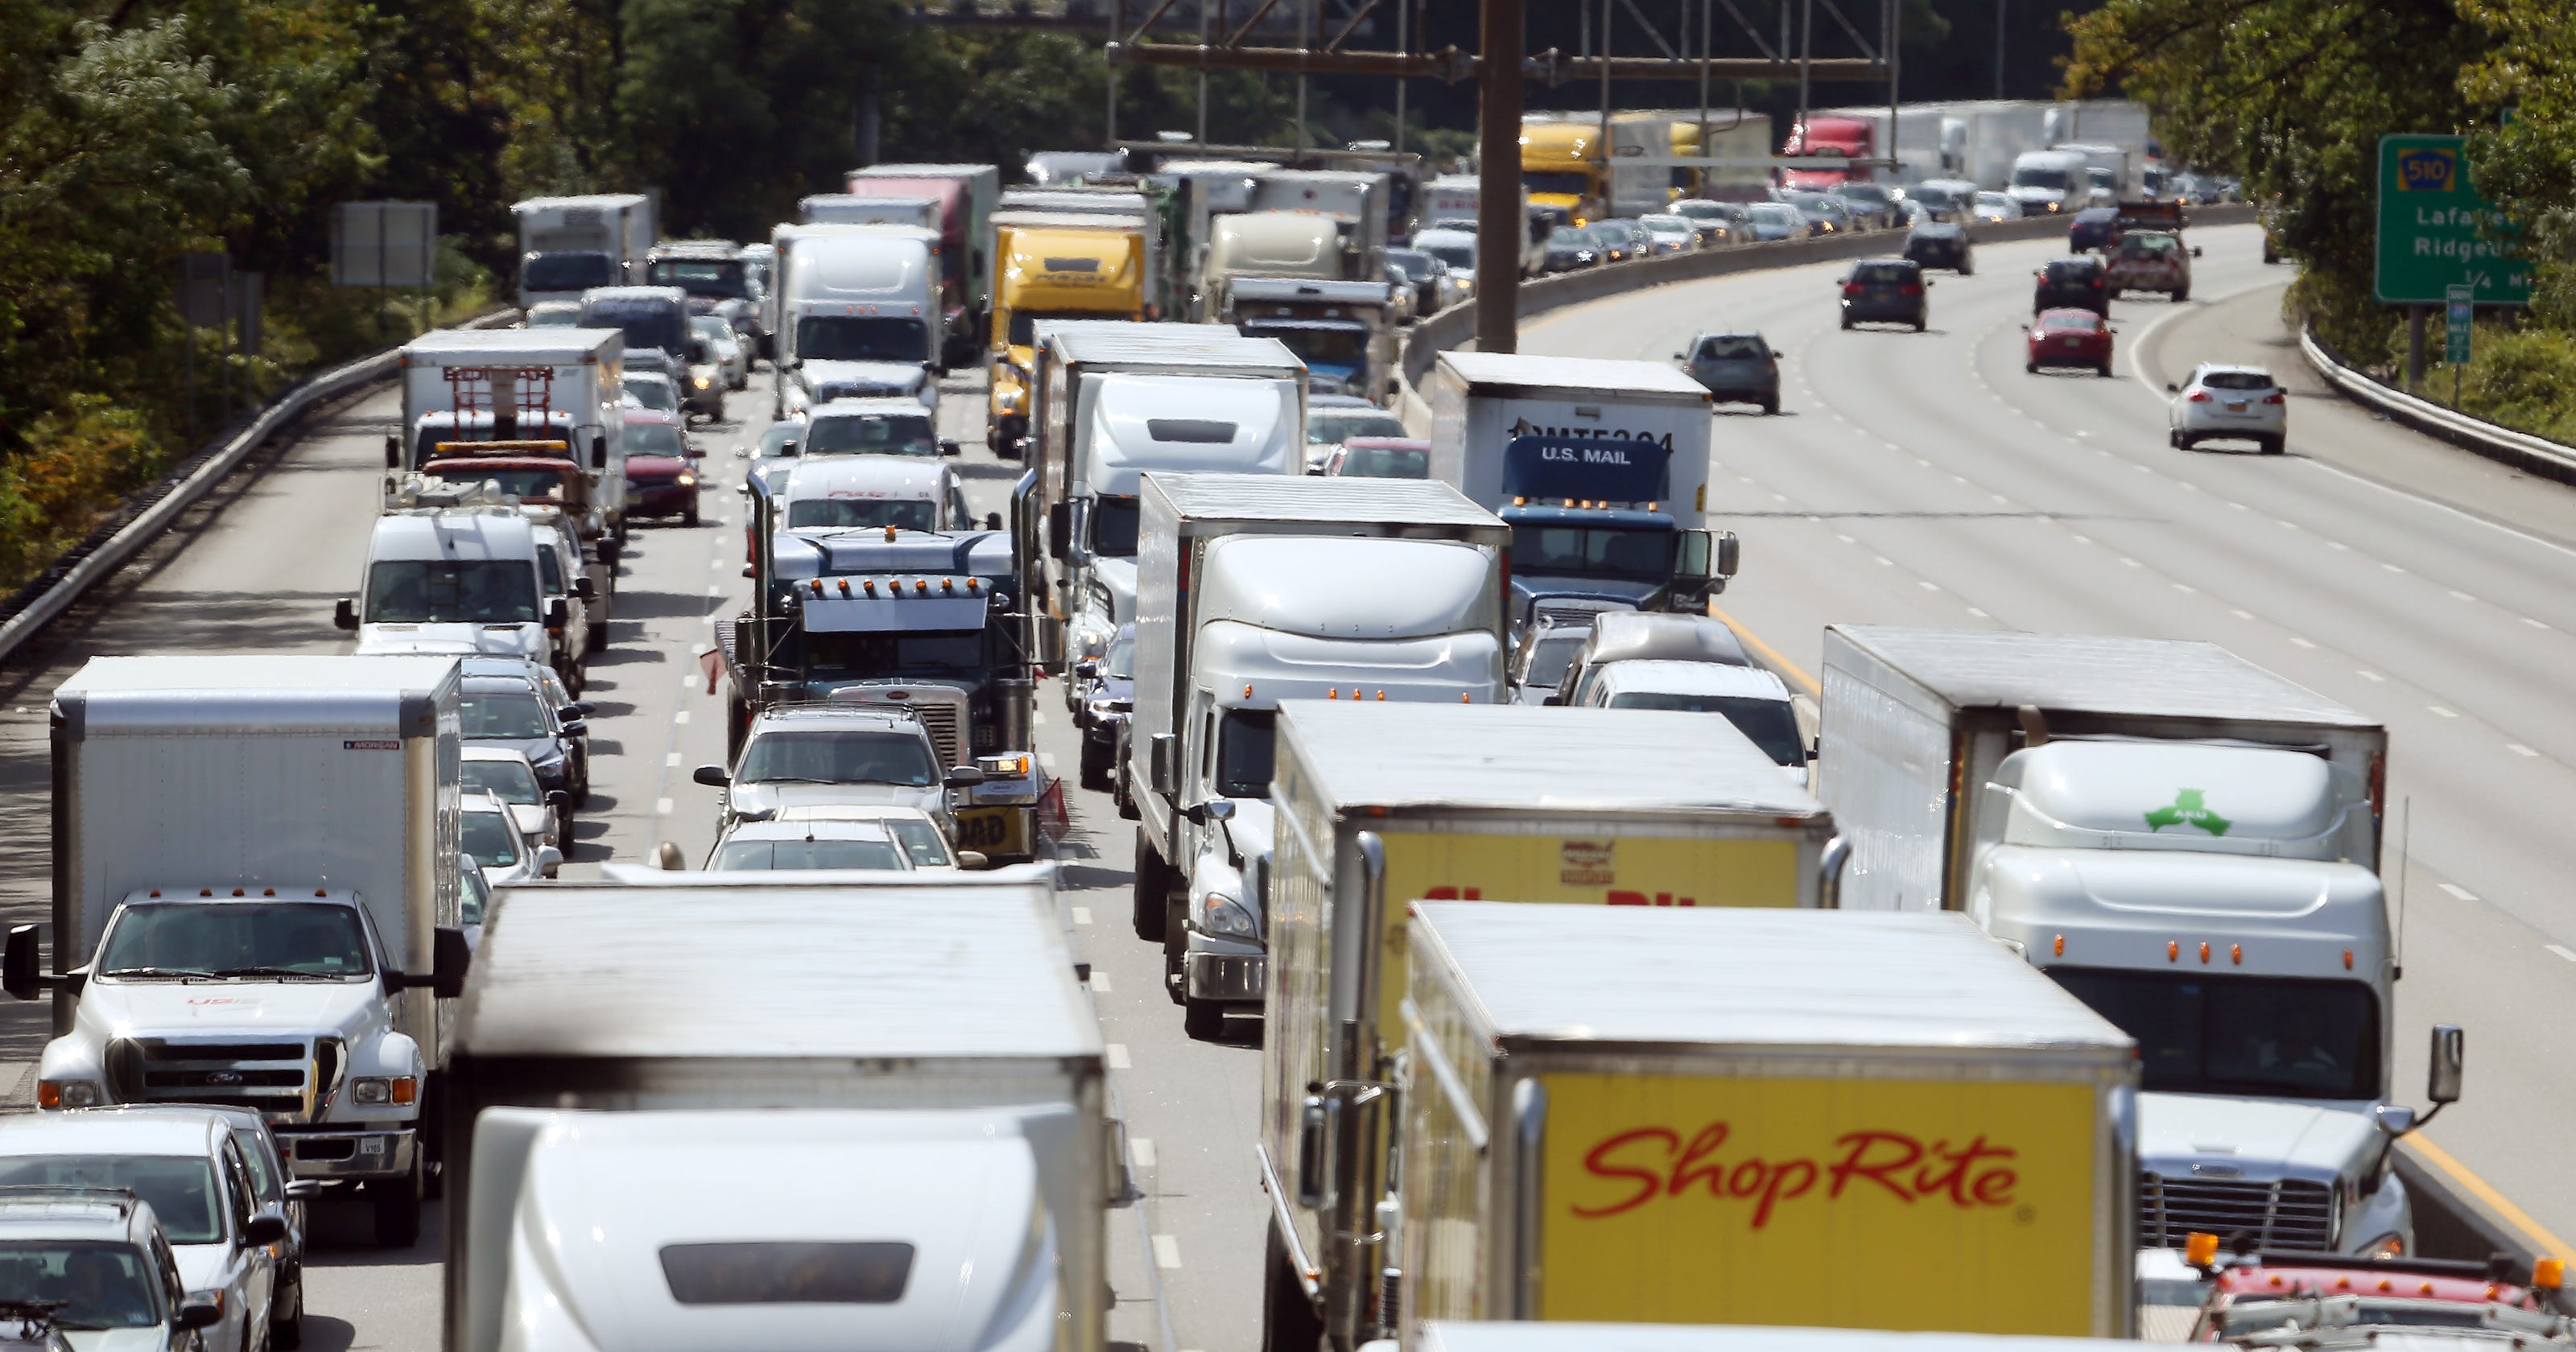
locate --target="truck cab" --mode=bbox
[768,224,944,420]
[338,488,570,679]
[2010,150,2092,216]
[642,241,753,333]
[985,213,1150,459]
[1227,278,1398,402]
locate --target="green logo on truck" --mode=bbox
[2144,789,2231,836]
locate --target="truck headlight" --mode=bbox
[1199,892,1257,938]
[2362,1231,2406,1259]
[351,1076,417,1107]
[37,1079,102,1109]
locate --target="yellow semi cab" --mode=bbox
[986,213,1145,458]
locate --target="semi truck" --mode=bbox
[766,223,944,420]
[847,163,1002,365]
[1519,114,1705,222]
[1352,904,2138,1346]
[1127,475,1511,1037]
[1426,352,1733,630]
[1224,276,1399,402]
[1816,625,2461,1262]
[439,868,1115,1352]
[3,655,473,1247]
[1939,101,2052,189]
[1258,703,1843,1349]
[985,208,1154,459]
[511,194,653,309]
[385,328,625,541]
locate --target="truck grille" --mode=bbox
[914,703,963,770]
[107,1037,333,1120]
[2140,1173,2335,1251]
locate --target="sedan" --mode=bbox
[1637,215,1699,254]
[2025,308,2115,377]
[2067,205,2124,254]
[1831,182,1903,230]
[1677,332,1781,414]
[2033,256,2111,315]
[1902,221,1974,274]
[1839,259,1930,331]
[1742,203,1810,241]
[690,315,749,390]
[462,744,568,850]
[1971,192,2023,223]
[1587,220,1646,263]
[464,790,559,882]
[1323,436,1431,478]
[1542,227,1604,272]
[620,371,680,414]
[2168,363,2288,454]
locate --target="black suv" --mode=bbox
[1903,221,1974,274]
[2033,255,2111,315]
[1839,258,1930,331]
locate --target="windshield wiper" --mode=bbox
[99,967,211,981]
[208,967,351,981]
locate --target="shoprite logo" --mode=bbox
[2396,146,2458,193]
[1573,1121,2023,1229]
[2144,788,2231,836]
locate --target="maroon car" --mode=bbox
[622,410,702,525]
[2024,307,2114,377]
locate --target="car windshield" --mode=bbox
[1909,185,1961,208]
[1090,497,1141,558]
[1008,309,1125,347]
[462,809,519,868]
[96,901,372,982]
[229,1128,279,1201]
[2044,967,2380,1098]
[0,1240,164,1329]
[798,315,928,363]
[758,423,805,458]
[1696,336,1768,361]
[805,414,935,456]
[622,376,678,411]
[459,688,550,739]
[1521,630,1587,687]
[1104,631,1136,679]
[647,258,747,298]
[365,559,538,624]
[1548,228,1593,247]
[1748,204,1802,225]
[1977,194,2017,212]
[1523,171,1589,196]
[882,817,952,866]
[2124,234,2181,256]
[2047,260,2100,282]
[1421,243,1473,269]
[738,729,937,786]
[460,868,489,926]
[1837,185,1892,204]
[786,497,937,531]
[1307,410,1406,445]
[1216,708,1277,799]
[0,1160,219,1247]
[711,837,909,871]
[1641,216,1691,233]
[2013,167,2071,190]
[1604,691,1805,765]
[691,316,733,341]
[463,758,542,805]
[1338,444,1429,478]
[803,633,987,682]
[1513,525,1675,579]
[1387,252,1432,280]
[583,302,688,355]
[625,422,686,457]
[2202,370,2276,391]
[522,252,618,291]
[1259,325,1368,366]
[421,466,567,500]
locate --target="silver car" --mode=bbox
[463,791,559,883]
[694,705,960,838]
[690,315,749,391]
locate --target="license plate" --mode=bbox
[2061,338,2084,348]
[953,806,1027,857]
[2225,401,2248,412]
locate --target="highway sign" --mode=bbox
[2446,284,2475,365]
[2377,135,2529,305]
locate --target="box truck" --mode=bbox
[848,163,1002,365]
[1259,703,1842,1348]
[1415,1322,2149,1352]
[3,655,473,1247]
[440,867,1113,1352]
[767,223,944,420]
[386,328,626,538]
[512,194,653,309]
[985,209,1155,459]
[1358,904,2136,1346]
[1817,625,2462,1263]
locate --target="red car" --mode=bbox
[2025,307,2114,377]
[621,409,703,525]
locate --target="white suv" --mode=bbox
[2168,363,2287,454]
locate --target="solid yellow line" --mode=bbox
[2402,1133,2576,1260]
[1706,601,1820,696]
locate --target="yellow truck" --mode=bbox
[985,209,1147,459]
[1260,700,1843,1352]
[1520,113,1728,223]
[1387,904,2137,1346]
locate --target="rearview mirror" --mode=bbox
[2428,1024,2464,1104]
[384,435,402,469]
[559,720,588,738]
[179,1298,224,1330]
[939,439,961,457]
[2,925,43,1001]
[1075,658,1101,680]
[546,789,568,808]
[589,434,609,470]
[333,598,359,632]
[984,511,1003,532]
[545,596,570,629]
[572,577,598,601]
[536,845,563,877]
[2165,381,2180,393]
[946,765,988,788]
[956,850,989,869]
[242,1212,287,1247]
[1147,733,1179,796]
[692,765,729,787]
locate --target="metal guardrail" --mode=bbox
[0,309,514,670]
[2298,324,2576,487]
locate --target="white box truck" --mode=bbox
[2,655,473,1247]
[386,327,627,538]
[512,194,654,309]
[767,223,945,420]
[1366,905,2137,1344]
[439,867,1114,1352]
[1817,625,2462,1263]
[1427,352,1733,629]
[1127,474,1510,1038]
[801,193,940,229]
[1940,101,2053,188]
[1259,703,1842,1348]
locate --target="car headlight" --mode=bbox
[38,1079,103,1109]
[694,375,712,389]
[677,472,696,487]
[1199,892,1257,938]
[351,1076,417,1106]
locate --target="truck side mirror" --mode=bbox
[589,433,609,470]
[945,765,988,788]
[1295,1091,1340,1211]
[178,1298,224,1330]
[2,925,41,1001]
[1715,530,1741,578]
[572,576,598,601]
[779,439,799,459]
[384,435,402,469]
[985,511,1003,532]
[692,765,729,787]
[2428,1024,2464,1104]
[242,1212,288,1247]
[1046,501,1071,563]
[333,598,360,632]
[940,439,961,457]
[546,789,569,808]
[1147,733,1179,796]
[545,596,570,629]
[431,925,471,998]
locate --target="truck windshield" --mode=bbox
[786,498,937,530]
[1512,525,1675,579]
[582,302,689,356]
[1604,692,1805,766]
[523,251,619,292]
[738,729,939,786]
[1089,497,1141,557]
[420,466,568,500]
[96,901,373,983]
[2043,967,2380,1099]
[0,1158,217,1245]
[710,838,910,872]
[1216,708,1277,799]
[1420,243,1474,270]
[0,1241,164,1328]
[459,688,551,738]
[798,315,929,363]
[2013,167,2071,191]
[803,632,987,682]
[365,559,539,624]
[805,414,935,455]
[1523,171,1590,196]
[646,259,747,298]
[1009,308,1125,347]
[1521,629,1588,688]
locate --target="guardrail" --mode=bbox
[0,309,515,670]
[2298,325,2576,487]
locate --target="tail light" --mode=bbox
[1843,283,1862,297]
[2263,392,2286,404]
[2187,390,2212,402]
[1901,283,1924,295]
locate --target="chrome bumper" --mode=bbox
[276,1128,416,1181]
[1186,950,1265,1002]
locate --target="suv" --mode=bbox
[1554,610,1751,708]
[694,704,961,837]
[1676,331,1781,414]
[0,1186,212,1352]
[1838,258,1930,331]
[2105,229,2194,300]
[1580,659,1809,786]
[0,1111,287,1352]
[2168,363,2289,454]
[2033,255,2110,315]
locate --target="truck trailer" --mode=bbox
[512,194,654,310]
[386,328,626,541]
[985,208,1155,459]
[847,163,1002,365]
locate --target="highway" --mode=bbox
[1,218,2573,1352]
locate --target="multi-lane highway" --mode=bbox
[2,219,2571,1352]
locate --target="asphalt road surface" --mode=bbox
[2,219,2573,1352]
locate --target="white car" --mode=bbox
[463,790,559,882]
[2168,363,2287,454]
[1579,658,1810,786]
[690,315,749,391]
[0,1184,212,1352]
[776,804,977,869]
[1637,214,1701,255]
[0,1111,286,1352]
[620,371,680,414]
[1971,192,2023,223]
[704,818,920,872]
[461,744,565,850]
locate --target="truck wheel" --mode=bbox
[1262,1224,1325,1352]
[1183,997,1225,1041]
[370,1160,423,1248]
[270,1263,303,1349]
[1133,831,1172,941]
[1162,901,1187,1005]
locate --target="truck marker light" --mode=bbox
[149,890,161,897]
[837,580,852,596]
[2167,940,2179,962]
[810,580,824,596]
[1244,685,1254,698]
[262,888,275,897]
[2231,943,2243,964]
[1327,689,1340,699]
[2344,949,2354,969]
[2377,1279,2393,1292]
[1460,693,1471,703]
[2185,1232,2220,1266]
[1377,691,1386,701]
[2199,942,2211,963]
[2053,934,2065,957]
[2537,1259,2566,1291]
[916,579,930,592]
[200,888,214,897]
[316,888,328,897]
[2421,1283,2438,1296]
[942,579,955,593]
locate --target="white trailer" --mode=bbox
[440,868,1114,1352]
[1245,169,1390,277]
[800,194,940,229]
[1935,101,2053,188]
[512,195,654,309]
[6,655,472,1245]
[768,223,944,419]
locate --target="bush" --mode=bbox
[0,397,165,591]
[2426,323,2576,446]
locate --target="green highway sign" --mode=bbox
[2446,284,2475,365]
[2376,134,2530,305]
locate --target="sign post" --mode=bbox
[2446,282,2474,406]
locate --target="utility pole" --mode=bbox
[1797,0,1814,144]
[1393,0,1410,153]
[1993,0,2005,100]
[1475,0,1525,353]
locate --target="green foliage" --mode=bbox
[2422,321,2576,444]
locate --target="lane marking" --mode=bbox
[706,584,723,596]
[2438,883,2478,901]
[1090,970,1113,992]
[2383,562,2407,574]
[2548,945,2576,964]
[665,752,682,766]
[1966,607,1990,619]
[654,797,673,816]
[674,711,691,724]
[2398,1132,2576,1265]
[2524,616,2550,629]
[1153,1235,1183,1271]
[2508,744,2539,756]
[2289,636,2317,649]
[1105,1043,1131,1070]
[2232,608,2255,620]
[1038,752,1059,772]
[2430,705,2459,718]
[1071,905,1092,925]
[2357,670,2385,682]
[2450,589,2475,601]
[1129,1137,1158,1169]
[1918,580,1940,591]
[1706,603,1819,696]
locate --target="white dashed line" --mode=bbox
[2438,883,2477,902]
[1129,1137,1158,1169]
[2228,501,2249,510]
[2357,671,2384,682]
[2429,706,2458,718]
[2508,744,2539,756]
[705,584,724,596]
[2523,616,2550,629]
[2174,583,2196,594]
[2070,534,2091,545]
[1032,708,1047,726]
[2289,636,2316,649]
[654,797,674,816]
[1874,555,1896,567]
[2383,563,2406,574]
[1919,580,1940,591]
[1090,971,1113,992]
[1105,1043,1131,1070]
[665,751,682,766]
[2120,557,2142,568]
[1038,752,1059,772]
[2450,589,2474,601]
[2547,945,2576,963]
[1071,906,1092,925]
[674,711,691,723]
[1966,607,1989,619]
[1153,1235,1184,1270]
[1837,534,1857,544]
[2231,609,2255,620]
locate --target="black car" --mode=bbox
[1902,221,1974,274]
[1543,226,1603,272]
[2033,255,2111,315]
[1839,258,1930,331]
[1677,331,1781,414]
[2067,205,2123,253]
